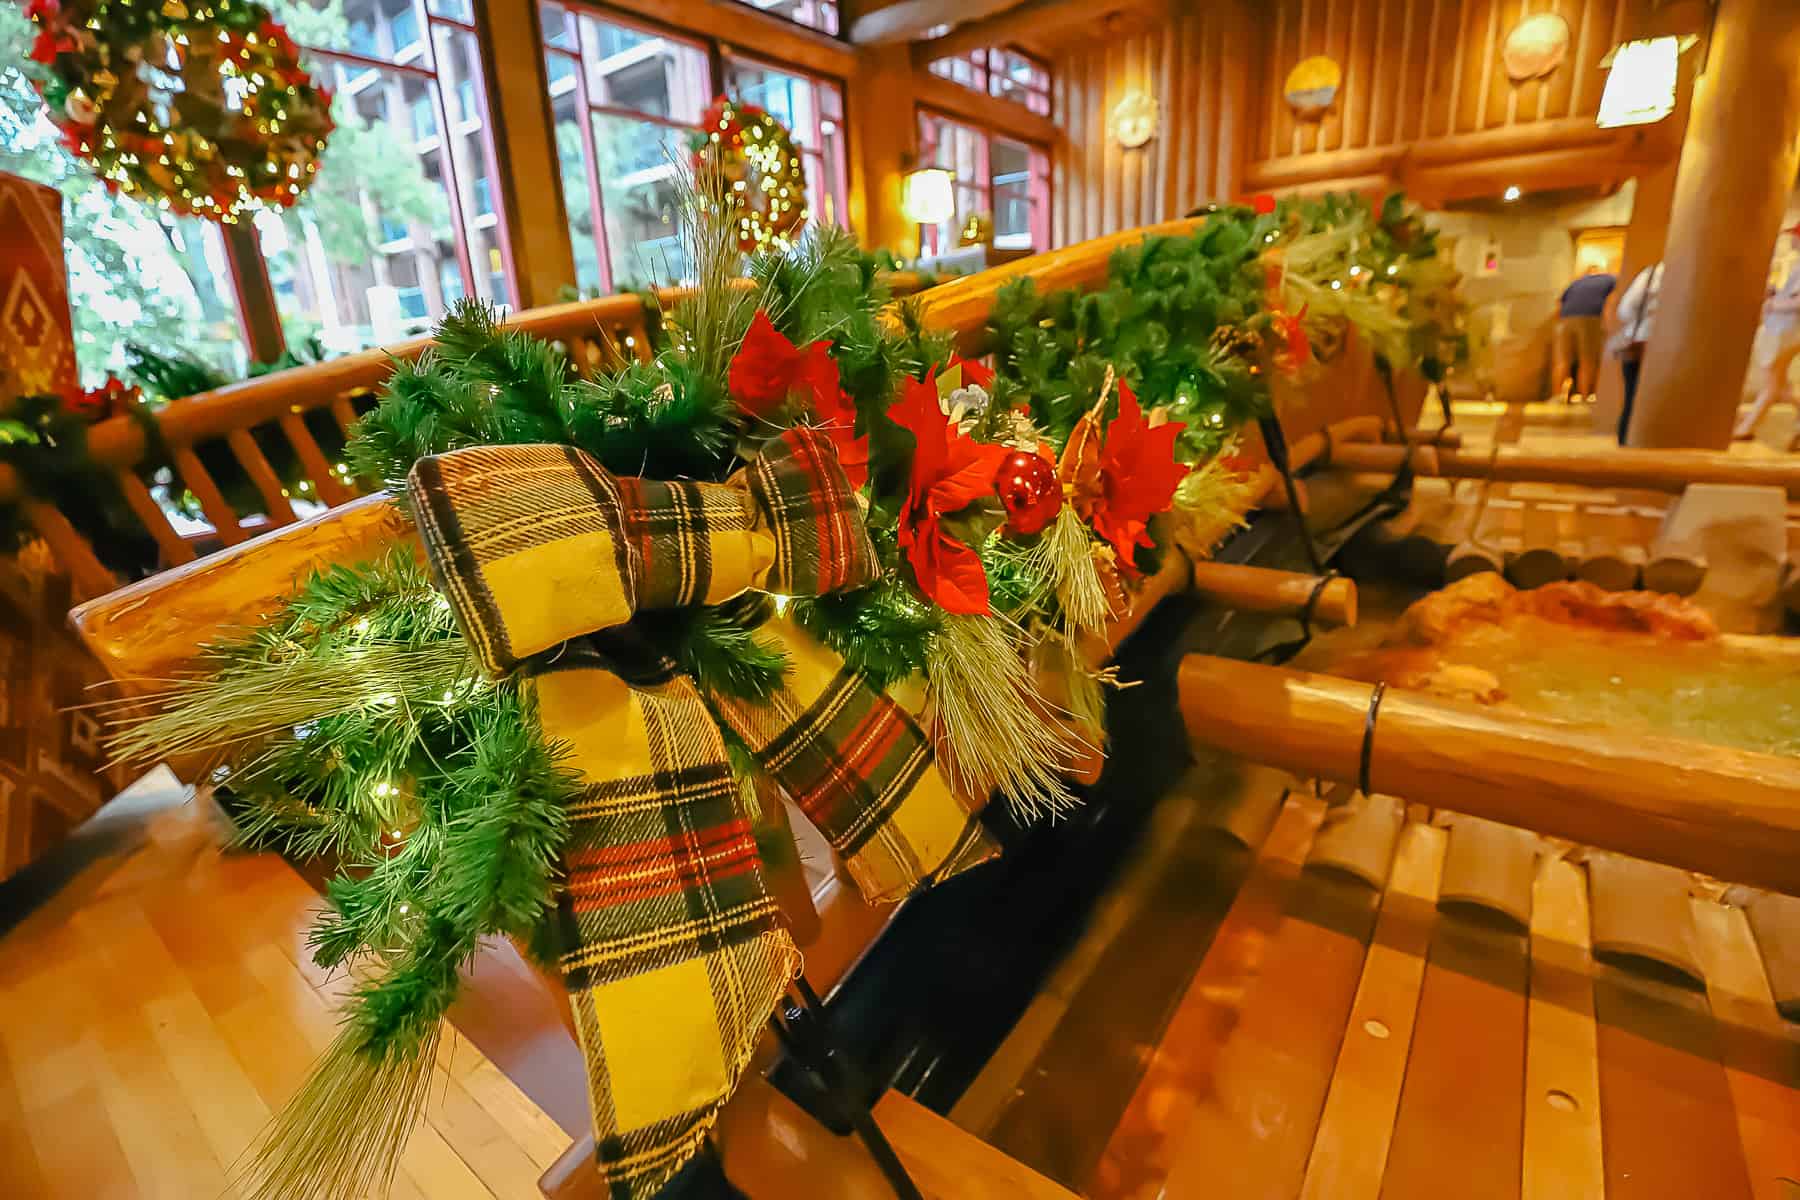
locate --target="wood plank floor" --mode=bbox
[0,769,568,1199]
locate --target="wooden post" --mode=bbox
[220,220,285,364]
[1630,0,1800,448]
[1592,0,1709,436]
[477,0,579,308]
[848,44,920,257]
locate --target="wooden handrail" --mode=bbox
[1324,440,1800,498]
[1178,654,1800,896]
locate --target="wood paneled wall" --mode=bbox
[1255,0,1644,162]
[1051,3,1261,246]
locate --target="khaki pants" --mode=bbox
[1552,315,1605,398]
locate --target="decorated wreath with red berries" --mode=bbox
[692,96,809,253]
[26,0,334,221]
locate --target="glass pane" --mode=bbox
[434,24,512,307]
[269,0,423,64]
[269,58,461,351]
[548,82,604,293]
[729,0,838,36]
[991,136,1045,251]
[722,57,850,232]
[593,113,690,286]
[540,0,575,49]
[577,12,710,120]
[427,0,473,18]
[918,112,987,255]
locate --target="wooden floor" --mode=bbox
[0,770,570,1199]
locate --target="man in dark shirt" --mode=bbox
[1552,267,1616,401]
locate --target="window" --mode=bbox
[255,0,512,354]
[722,56,849,233]
[542,4,847,291]
[730,0,838,36]
[916,111,1050,256]
[539,4,710,289]
[927,46,1051,116]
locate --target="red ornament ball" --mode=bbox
[996,449,1062,536]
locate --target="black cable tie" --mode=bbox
[1359,682,1387,799]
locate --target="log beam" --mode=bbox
[1178,655,1800,896]
[1321,441,1800,499]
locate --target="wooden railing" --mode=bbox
[15,277,940,600]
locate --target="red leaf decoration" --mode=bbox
[1090,381,1188,573]
[728,309,841,423]
[946,353,994,389]
[811,383,868,489]
[889,372,1008,614]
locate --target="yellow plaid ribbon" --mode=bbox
[409,429,994,1199]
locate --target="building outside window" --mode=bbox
[255,0,513,355]
[926,46,1052,116]
[730,0,839,37]
[917,110,1050,256]
[543,4,851,291]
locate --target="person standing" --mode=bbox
[1552,266,1616,402]
[1607,262,1663,444]
[1735,257,1800,440]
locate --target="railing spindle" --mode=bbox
[24,499,118,599]
[279,412,356,506]
[329,395,361,440]
[115,471,198,567]
[171,446,247,546]
[226,430,299,528]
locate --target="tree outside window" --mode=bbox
[0,4,246,385]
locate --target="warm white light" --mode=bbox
[1596,37,1679,129]
[901,168,955,226]
[1503,185,1522,202]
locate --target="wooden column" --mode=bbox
[1593,2,1709,435]
[848,43,920,257]
[1630,0,1800,448]
[221,221,286,364]
[477,0,579,308]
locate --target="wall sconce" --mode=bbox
[1596,36,1681,128]
[901,168,955,226]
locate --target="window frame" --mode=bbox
[285,0,519,339]
[542,0,854,292]
[926,44,1052,117]
[915,105,1051,258]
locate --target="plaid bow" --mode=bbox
[409,429,994,1199]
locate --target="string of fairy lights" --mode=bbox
[26,0,334,222]
[693,96,809,254]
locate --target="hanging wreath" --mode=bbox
[692,96,809,253]
[26,0,335,222]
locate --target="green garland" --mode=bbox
[115,191,1468,1122]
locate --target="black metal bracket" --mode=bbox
[766,977,925,1200]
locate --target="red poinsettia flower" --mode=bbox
[890,372,1009,614]
[1088,381,1188,573]
[1250,193,1277,215]
[1271,304,1312,375]
[810,383,869,489]
[29,25,77,63]
[728,309,841,421]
